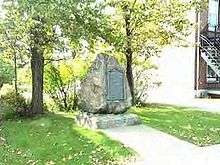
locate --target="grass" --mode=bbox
[130,104,220,147]
[0,112,134,165]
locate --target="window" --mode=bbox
[208,0,219,31]
[207,65,220,83]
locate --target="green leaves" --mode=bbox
[0,58,14,88]
[1,0,107,60]
[103,0,195,59]
[44,58,89,111]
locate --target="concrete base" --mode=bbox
[76,113,141,129]
[195,90,208,98]
[195,90,220,98]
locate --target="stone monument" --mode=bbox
[76,54,140,129]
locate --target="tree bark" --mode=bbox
[30,47,44,115]
[126,48,134,105]
[124,6,135,105]
[0,82,3,89]
[14,52,18,95]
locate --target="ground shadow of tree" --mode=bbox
[131,104,220,147]
[0,112,135,165]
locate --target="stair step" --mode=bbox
[200,35,220,77]
[208,56,219,58]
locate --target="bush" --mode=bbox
[44,63,80,112]
[0,92,28,119]
[0,58,14,89]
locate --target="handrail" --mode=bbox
[201,23,220,47]
[200,33,220,76]
[204,30,220,35]
[200,46,220,76]
[203,35,220,51]
[200,34,215,48]
[200,34,219,58]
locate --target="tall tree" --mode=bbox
[102,0,200,104]
[0,2,27,95]
[1,0,106,115]
[29,16,49,114]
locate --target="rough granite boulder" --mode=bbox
[78,54,132,114]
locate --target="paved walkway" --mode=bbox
[102,125,220,165]
[148,98,220,113]
[180,99,220,113]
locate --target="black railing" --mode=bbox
[200,24,220,81]
[207,66,220,83]
[200,34,220,68]
[200,34,218,53]
[201,24,220,50]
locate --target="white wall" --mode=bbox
[146,9,197,104]
[147,46,196,104]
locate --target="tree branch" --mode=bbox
[44,56,73,65]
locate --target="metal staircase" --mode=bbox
[200,34,220,77]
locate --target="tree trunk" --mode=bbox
[124,6,135,105]
[62,89,68,110]
[126,55,135,106]
[126,49,134,105]
[30,47,44,115]
[0,82,3,89]
[14,52,18,95]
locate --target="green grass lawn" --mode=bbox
[0,112,134,165]
[131,104,220,147]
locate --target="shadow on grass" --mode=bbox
[0,112,134,165]
[137,103,192,111]
[131,104,220,147]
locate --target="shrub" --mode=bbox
[134,64,161,105]
[0,58,14,89]
[44,62,82,112]
[0,92,28,119]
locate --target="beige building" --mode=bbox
[147,0,220,104]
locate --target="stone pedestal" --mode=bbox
[76,113,141,129]
[77,54,140,129]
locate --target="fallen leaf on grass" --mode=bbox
[0,137,6,145]
[45,160,55,165]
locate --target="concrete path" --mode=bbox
[102,125,220,165]
[180,99,220,113]
[148,98,220,113]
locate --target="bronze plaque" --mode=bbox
[107,69,125,101]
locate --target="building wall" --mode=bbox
[146,46,196,103]
[142,2,220,103]
[198,2,220,90]
[200,9,208,32]
[146,40,220,104]
[146,10,197,103]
